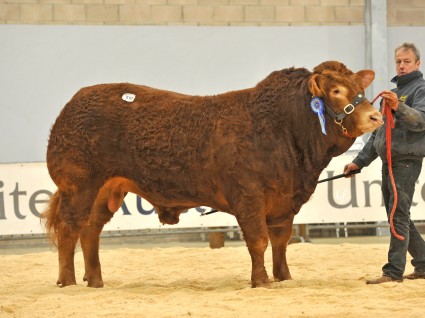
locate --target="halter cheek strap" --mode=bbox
[310,93,367,138]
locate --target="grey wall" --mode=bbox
[1,25,424,163]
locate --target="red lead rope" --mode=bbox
[372,94,405,241]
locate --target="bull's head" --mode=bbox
[308,61,383,137]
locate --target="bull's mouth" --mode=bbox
[356,113,384,135]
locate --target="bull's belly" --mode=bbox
[96,176,212,213]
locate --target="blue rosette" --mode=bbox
[310,97,327,135]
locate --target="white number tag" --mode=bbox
[122,93,136,102]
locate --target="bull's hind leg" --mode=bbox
[43,191,78,287]
[56,218,80,287]
[54,192,86,287]
[80,180,126,287]
[79,205,113,288]
[55,188,98,287]
[268,221,294,282]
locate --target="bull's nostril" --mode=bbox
[371,114,384,124]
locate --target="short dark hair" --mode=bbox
[395,42,421,61]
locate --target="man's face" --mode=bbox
[395,48,420,76]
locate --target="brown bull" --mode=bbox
[42,61,383,288]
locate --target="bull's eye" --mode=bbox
[333,89,340,94]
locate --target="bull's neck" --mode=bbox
[299,93,356,174]
[314,123,355,173]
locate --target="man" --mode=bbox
[344,42,425,284]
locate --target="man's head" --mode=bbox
[395,42,421,76]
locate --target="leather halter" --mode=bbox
[323,93,367,123]
[323,92,367,138]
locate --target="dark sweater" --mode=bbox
[353,70,425,168]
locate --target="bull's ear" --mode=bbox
[308,74,324,97]
[357,70,375,89]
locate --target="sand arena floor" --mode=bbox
[1,235,425,318]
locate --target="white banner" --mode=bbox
[1,156,424,236]
[298,154,425,224]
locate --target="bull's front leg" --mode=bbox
[237,214,270,288]
[268,222,293,281]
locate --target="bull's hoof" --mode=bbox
[274,276,293,282]
[251,276,270,288]
[56,277,77,288]
[273,272,293,282]
[83,275,104,288]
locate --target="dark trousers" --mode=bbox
[381,159,425,279]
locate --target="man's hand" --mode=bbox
[344,162,360,178]
[380,90,399,111]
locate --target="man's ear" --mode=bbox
[308,74,324,97]
[356,70,375,89]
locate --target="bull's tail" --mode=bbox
[40,190,62,247]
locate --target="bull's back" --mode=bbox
[47,83,251,195]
